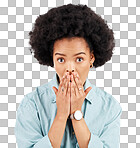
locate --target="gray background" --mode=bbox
[0,0,140,148]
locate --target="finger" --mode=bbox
[70,74,76,96]
[73,72,83,94]
[64,74,70,96]
[67,78,71,96]
[58,73,67,94]
[62,73,68,95]
[52,87,56,95]
[72,74,79,95]
[66,74,71,95]
[67,75,71,97]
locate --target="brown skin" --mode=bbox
[50,37,95,147]
[53,37,95,85]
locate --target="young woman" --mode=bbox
[15,4,122,148]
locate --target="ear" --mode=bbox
[90,52,95,63]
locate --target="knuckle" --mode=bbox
[79,84,83,88]
[71,89,74,92]
[60,83,63,88]
[72,85,75,88]
[64,80,67,87]
[60,78,64,84]
[62,78,66,85]
[79,82,82,86]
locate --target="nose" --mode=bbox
[66,69,75,75]
[66,63,75,75]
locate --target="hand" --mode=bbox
[52,72,71,119]
[70,72,92,115]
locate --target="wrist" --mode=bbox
[70,110,83,121]
[56,113,68,121]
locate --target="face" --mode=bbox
[53,37,95,86]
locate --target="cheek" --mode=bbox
[54,62,62,72]
[80,64,89,74]
[78,66,90,84]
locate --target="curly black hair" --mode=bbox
[28,3,115,68]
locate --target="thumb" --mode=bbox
[52,86,58,95]
[84,87,92,96]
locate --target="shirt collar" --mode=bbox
[51,73,96,104]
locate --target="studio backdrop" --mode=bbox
[0,0,140,148]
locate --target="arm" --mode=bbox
[14,96,67,148]
[72,103,122,148]
[14,102,53,148]
[71,117,91,148]
[48,113,67,148]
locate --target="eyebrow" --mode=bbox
[55,52,86,57]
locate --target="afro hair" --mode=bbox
[28,3,115,68]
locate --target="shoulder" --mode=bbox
[93,85,122,126]
[17,81,53,113]
[93,84,122,115]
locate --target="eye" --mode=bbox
[57,57,83,63]
[76,57,83,62]
[57,58,64,63]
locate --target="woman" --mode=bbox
[14,4,122,148]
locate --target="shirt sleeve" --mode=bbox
[76,101,122,148]
[14,95,53,148]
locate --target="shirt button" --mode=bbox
[72,131,75,135]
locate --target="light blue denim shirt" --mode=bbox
[14,73,122,148]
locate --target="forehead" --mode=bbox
[53,37,89,52]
